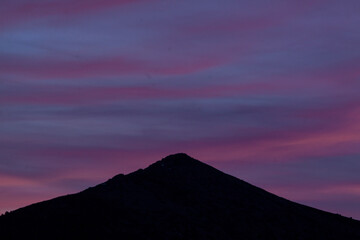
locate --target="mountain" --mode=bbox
[1,153,359,239]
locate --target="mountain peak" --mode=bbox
[144,153,214,173]
[163,152,193,159]
[160,153,197,165]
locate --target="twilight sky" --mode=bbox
[1,0,360,218]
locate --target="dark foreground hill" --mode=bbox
[1,153,360,240]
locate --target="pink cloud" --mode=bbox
[0,55,223,80]
[0,174,34,187]
[267,183,360,205]
[182,104,360,164]
[0,81,301,105]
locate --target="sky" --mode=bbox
[1,0,360,219]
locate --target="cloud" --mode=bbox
[0,0,147,29]
[0,54,225,80]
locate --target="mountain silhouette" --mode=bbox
[1,153,359,239]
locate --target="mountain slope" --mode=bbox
[1,153,360,239]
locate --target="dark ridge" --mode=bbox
[1,153,360,240]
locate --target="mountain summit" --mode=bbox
[141,153,224,177]
[1,153,360,239]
